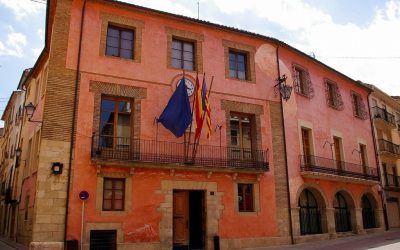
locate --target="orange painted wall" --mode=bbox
[65,0,284,243]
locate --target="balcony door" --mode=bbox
[360,144,368,174]
[230,114,254,160]
[333,137,343,170]
[100,98,133,149]
[301,128,313,166]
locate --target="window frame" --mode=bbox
[325,79,344,111]
[106,25,135,60]
[229,49,248,80]
[100,96,134,149]
[237,183,254,212]
[102,178,126,211]
[171,38,195,71]
[351,91,368,120]
[292,64,314,98]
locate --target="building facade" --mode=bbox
[369,85,400,229]
[0,0,394,249]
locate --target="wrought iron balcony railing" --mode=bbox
[385,174,400,188]
[300,155,378,181]
[91,135,269,171]
[372,106,396,125]
[378,139,400,155]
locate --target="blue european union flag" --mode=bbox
[158,77,192,138]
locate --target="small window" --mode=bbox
[229,50,247,80]
[351,92,368,119]
[103,178,125,211]
[238,183,254,212]
[293,65,313,98]
[325,80,344,110]
[106,25,134,59]
[90,230,117,250]
[171,39,195,71]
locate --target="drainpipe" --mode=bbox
[275,44,294,244]
[367,91,389,230]
[64,0,87,247]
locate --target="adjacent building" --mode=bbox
[0,0,394,249]
[368,85,400,229]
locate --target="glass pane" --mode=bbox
[106,36,119,47]
[183,61,193,71]
[100,123,114,136]
[121,30,133,40]
[183,42,193,52]
[183,51,193,61]
[100,112,114,123]
[118,114,130,126]
[107,27,119,38]
[229,52,236,61]
[101,99,115,111]
[114,180,124,190]
[104,179,112,189]
[118,101,131,113]
[229,69,236,78]
[172,40,181,50]
[229,59,236,70]
[114,190,124,199]
[172,49,182,59]
[117,125,130,138]
[238,54,245,63]
[172,59,182,69]
[238,62,246,71]
[114,200,123,210]
[299,191,307,207]
[106,46,119,57]
[238,71,246,80]
[121,39,133,50]
[120,49,133,59]
[103,190,113,199]
[103,200,112,210]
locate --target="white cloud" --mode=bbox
[0,0,45,19]
[0,30,27,57]
[32,48,42,57]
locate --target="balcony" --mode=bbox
[378,139,400,156]
[91,135,269,172]
[300,155,379,183]
[372,106,396,128]
[385,174,400,189]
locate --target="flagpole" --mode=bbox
[192,75,214,162]
[186,71,198,163]
[191,72,206,161]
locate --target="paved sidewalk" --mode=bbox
[0,237,28,250]
[247,229,400,250]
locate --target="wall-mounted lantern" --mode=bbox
[274,75,292,101]
[51,162,64,175]
[24,102,42,124]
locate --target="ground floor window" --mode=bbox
[90,230,117,250]
[299,189,321,235]
[238,183,254,212]
[362,195,376,229]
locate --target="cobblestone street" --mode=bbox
[249,229,400,250]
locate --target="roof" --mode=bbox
[103,0,370,92]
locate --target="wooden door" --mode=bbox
[333,137,342,170]
[173,191,189,246]
[387,202,400,228]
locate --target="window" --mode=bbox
[229,50,247,80]
[351,92,368,119]
[333,136,343,170]
[325,80,344,110]
[360,144,368,174]
[90,230,117,250]
[103,178,125,211]
[334,192,352,232]
[100,98,132,148]
[106,25,134,59]
[230,114,254,160]
[238,183,254,212]
[171,39,195,71]
[361,195,376,229]
[301,128,313,165]
[292,65,313,98]
[299,189,321,235]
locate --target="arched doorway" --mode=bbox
[299,189,322,235]
[362,194,376,229]
[334,192,352,232]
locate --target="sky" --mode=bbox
[0,0,400,126]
